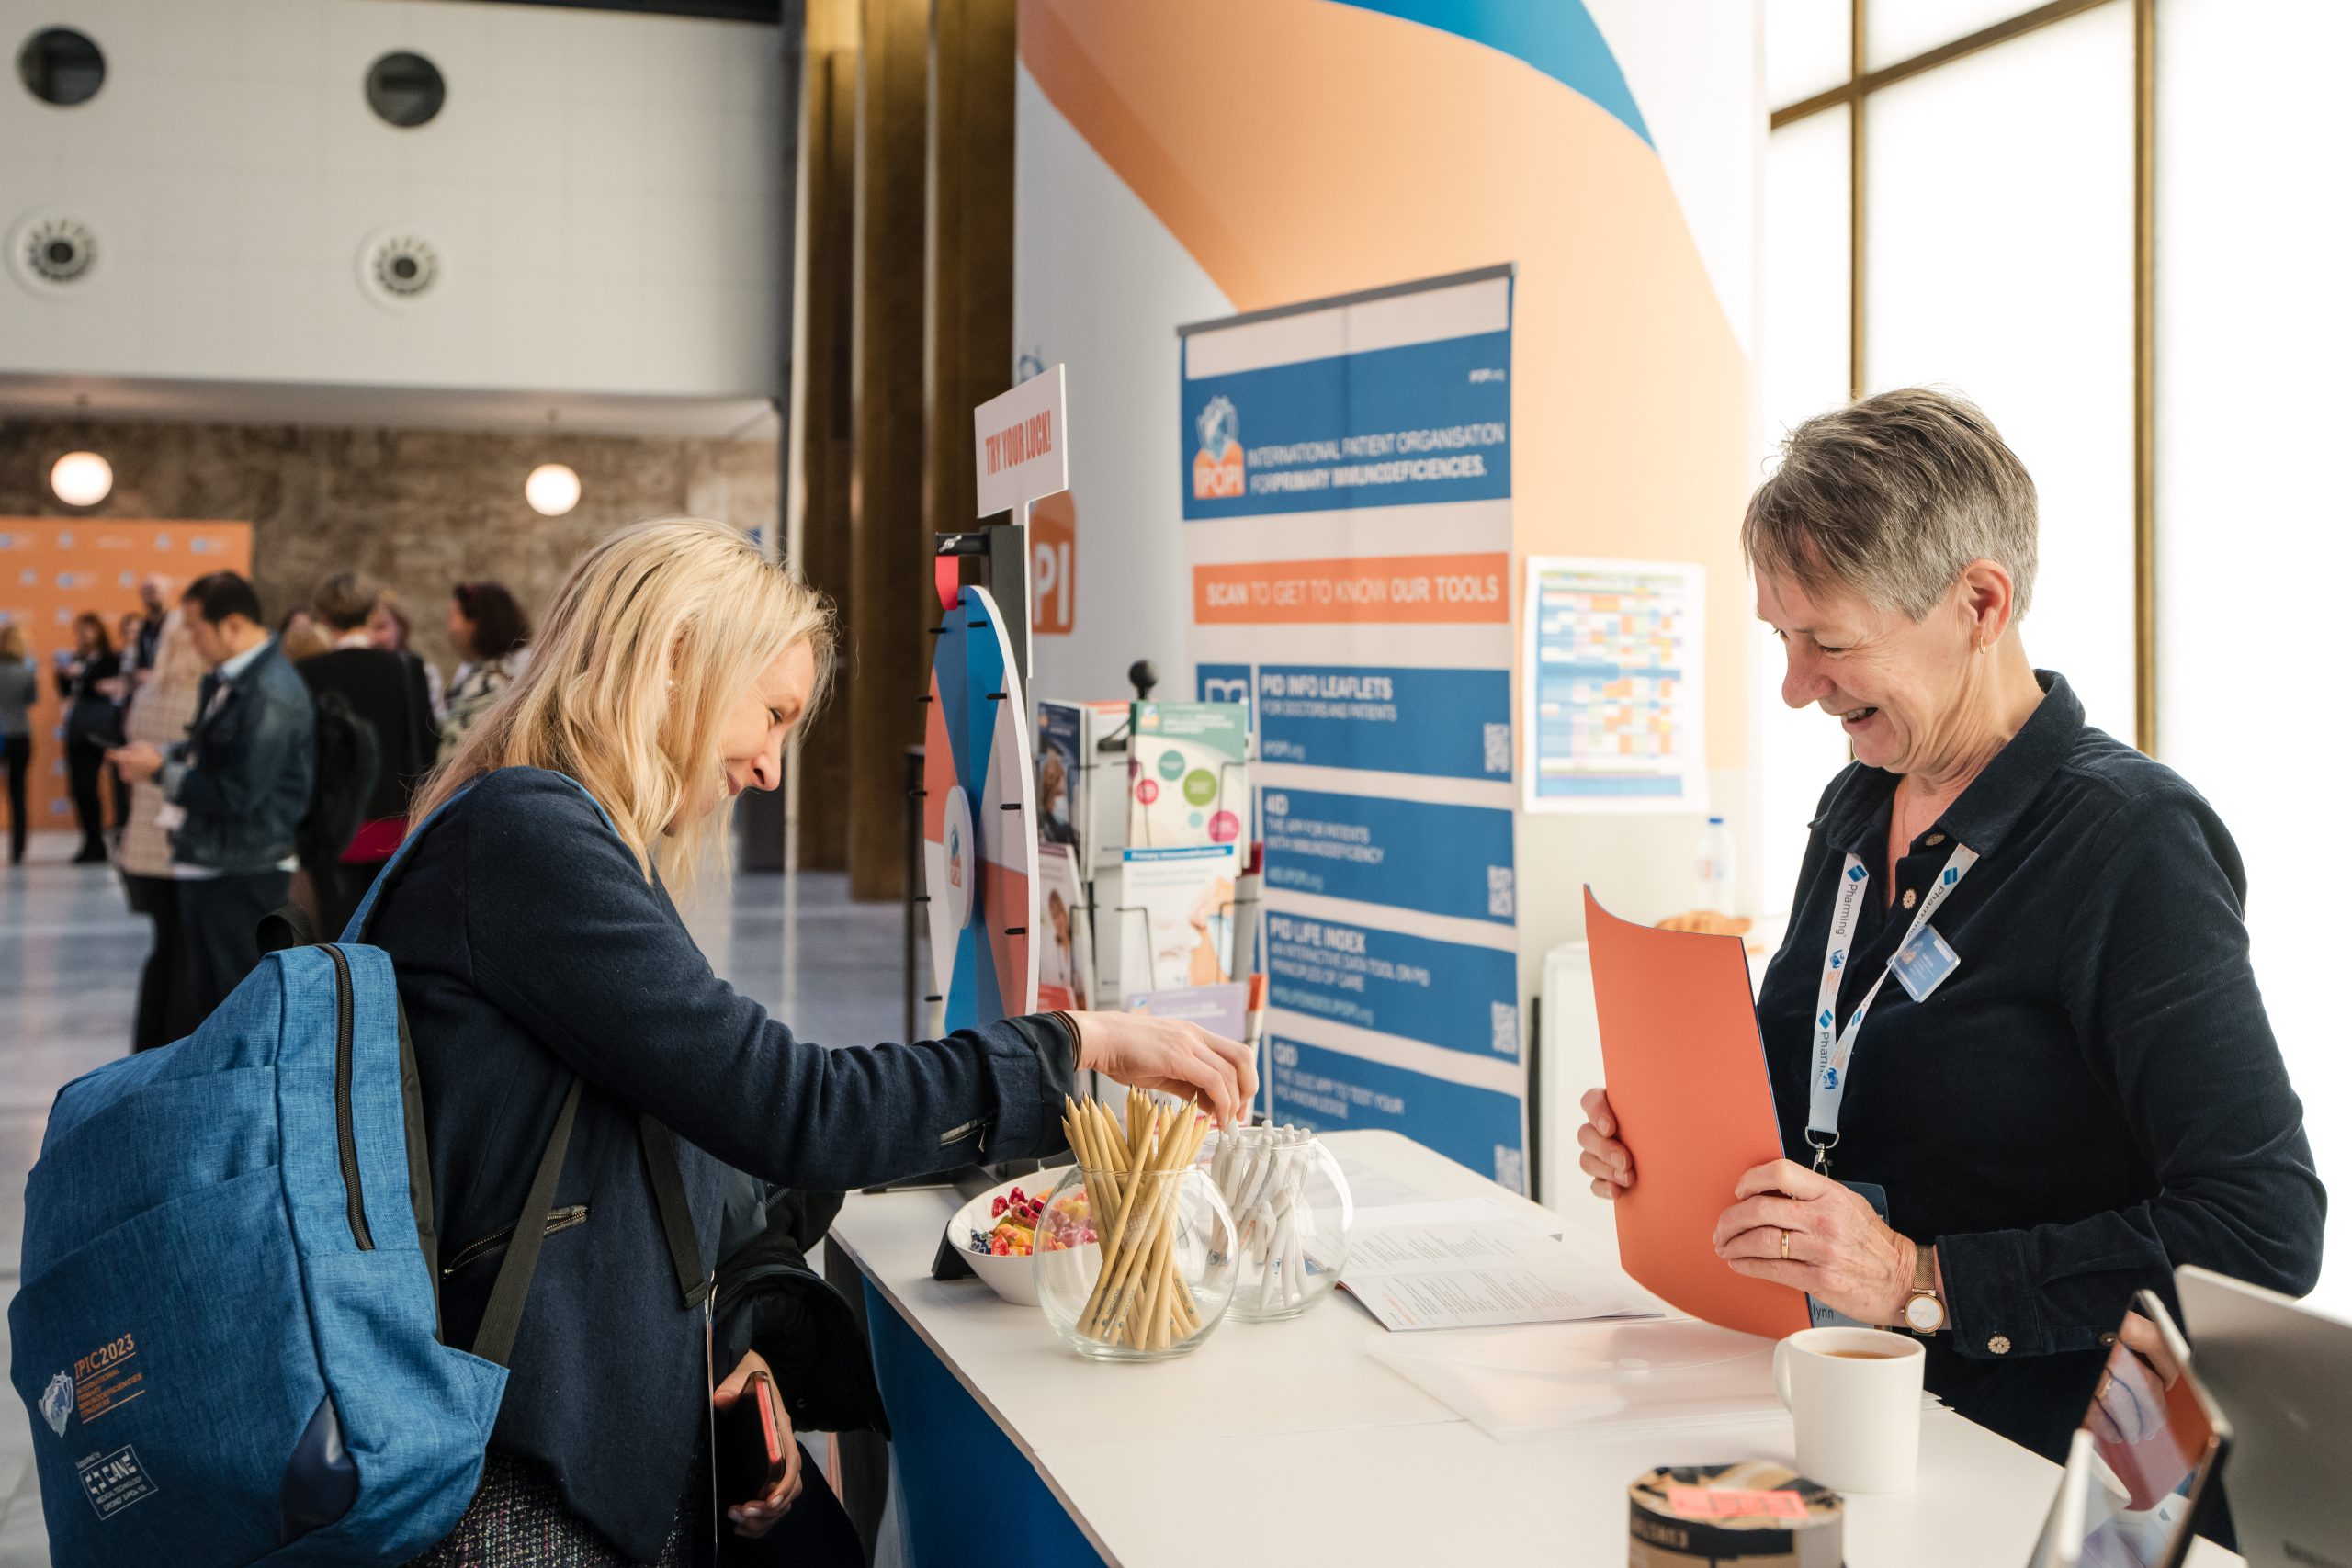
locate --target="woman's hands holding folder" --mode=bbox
[1577,1088,1637,1199]
[1713,1159,1917,1325]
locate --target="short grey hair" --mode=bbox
[1743,389,2039,621]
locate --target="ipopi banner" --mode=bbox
[1177,267,1527,1190]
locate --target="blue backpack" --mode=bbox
[7,781,706,1564]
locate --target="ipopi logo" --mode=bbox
[1828,949,1845,970]
[40,1371,72,1437]
[1821,1066,1839,1089]
[1192,395,1244,500]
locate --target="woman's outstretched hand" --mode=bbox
[1068,1011,1257,1126]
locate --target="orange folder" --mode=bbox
[1583,888,1812,1339]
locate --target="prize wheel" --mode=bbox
[922,584,1040,1032]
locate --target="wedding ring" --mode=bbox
[1779,1227,1790,1261]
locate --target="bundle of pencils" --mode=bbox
[1058,1089,1212,1352]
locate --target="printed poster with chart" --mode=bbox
[1178,266,1528,1190]
[1522,558,1706,813]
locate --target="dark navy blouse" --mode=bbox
[1755,671,2324,1461]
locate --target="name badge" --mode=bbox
[1890,924,1961,1004]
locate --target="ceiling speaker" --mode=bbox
[357,229,442,309]
[8,213,97,293]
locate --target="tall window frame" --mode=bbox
[1769,0,2156,752]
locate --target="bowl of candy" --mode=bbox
[946,1169,1089,1307]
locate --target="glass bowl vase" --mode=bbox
[1198,1126,1354,1321]
[1034,1161,1238,1361]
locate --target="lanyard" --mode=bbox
[1805,840,1977,1172]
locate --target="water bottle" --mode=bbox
[1695,816,1736,914]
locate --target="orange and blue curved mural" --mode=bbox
[1018,0,1751,767]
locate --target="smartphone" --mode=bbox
[715,1370,786,1508]
[83,728,128,751]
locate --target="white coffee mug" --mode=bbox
[1772,1325,1926,1494]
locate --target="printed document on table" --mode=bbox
[1340,1199,1660,1332]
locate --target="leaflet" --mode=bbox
[1126,701,1250,852]
[1120,981,1248,1043]
[1115,845,1242,996]
[1036,698,1131,870]
[1340,1199,1658,1332]
[1036,844,1094,1011]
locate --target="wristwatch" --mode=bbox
[1901,1243,1946,1335]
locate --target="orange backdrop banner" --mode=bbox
[0,519,254,835]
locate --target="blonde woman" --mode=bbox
[116,611,206,1049]
[378,519,1252,1565]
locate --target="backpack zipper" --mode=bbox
[320,945,375,1251]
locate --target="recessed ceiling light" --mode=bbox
[525,462,580,517]
[50,450,110,506]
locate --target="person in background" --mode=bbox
[116,610,206,1050]
[277,606,333,663]
[125,576,168,687]
[380,518,1251,1563]
[110,610,142,829]
[54,611,120,863]
[109,572,316,1024]
[370,589,445,717]
[302,572,436,937]
[0,625,37,866]
[438,580,530,759]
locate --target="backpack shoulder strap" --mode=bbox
[472,1077,583,1366]
[639,1115,714,1310]
[351,769,709,1323]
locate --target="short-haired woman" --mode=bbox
[379,518,1251,1564]
[438,579,530,759]
[55,611,120,863]
[301,571,438,936]
[1577,389,2323,1464]
[0,624,37,865]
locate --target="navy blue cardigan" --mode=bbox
[368,768,1076,1559]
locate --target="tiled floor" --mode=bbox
[0,834,911,1563]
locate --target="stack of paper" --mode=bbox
[1339,1199,1660,1333]
[1364,1318,1782,1442]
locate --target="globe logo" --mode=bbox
[1192,395,1244,500]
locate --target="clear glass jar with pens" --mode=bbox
[1198,1124,1354,1321]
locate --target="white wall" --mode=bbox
[0,0,781,397]
[2154,0,2352,1317]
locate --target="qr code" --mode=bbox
[1483,722,1511,775]
[1493,1145,1526,1194]
[1487,865,1515,919]
[1490,1000,1519,1055]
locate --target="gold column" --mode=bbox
[788,0,861,871]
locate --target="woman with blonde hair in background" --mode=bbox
[376,518,1251,1564]
[0,624,37,866]
[116,610,207,1049]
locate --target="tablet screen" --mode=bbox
[2047,1301,2227,1568]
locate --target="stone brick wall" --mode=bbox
[0,420,779,679]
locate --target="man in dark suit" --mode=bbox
[112,572,316,1022]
